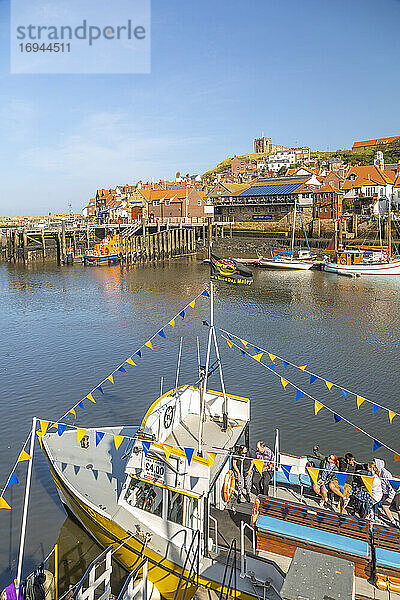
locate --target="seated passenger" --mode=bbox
[374,459,399,528]
[251,440,274,496]
[312,445,344,508]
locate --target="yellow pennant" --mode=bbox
[253,459,264,476]
[280,378,289,390]
[86,393,96,403]
[163,445,172,462]
[314,401,324,415]
[253,353,264,362]
[388,411,396,424]
[307,467,320,486]
[325,381,334,392]
[40,420,49,436]
[0,497,11,510]
[268,353,276,362]
[77,428,87,444]
[298,365,307,372]
[226,339,233,348]
[240,339,248,348]
[114,435,124,450]
[189,300,196,309]
[145,341,154,351]
[50,423,58,431]
[126,358,136,366]
[394,453,400,462]
[69,409,76,418]
[207,452,217,467]
[356,396,366,409]
[18,450,31,462]
[361,475,374,497]
[107,375,114,385]
[169,319,175,328]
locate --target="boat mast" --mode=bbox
[291,200,297,256]
[388,197,392,260]
[198,281,214,454]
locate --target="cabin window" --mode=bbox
[124,479,163,517]
[167,490,184,525]
[186,496,200,529]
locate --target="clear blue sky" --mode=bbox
[1,0,400,215]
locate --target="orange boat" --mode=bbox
[84,234,121,265]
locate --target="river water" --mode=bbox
[0,258,399,588]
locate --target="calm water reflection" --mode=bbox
[0,259,399,586]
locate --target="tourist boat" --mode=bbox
[322,246,400,276]
[84,234,121,265]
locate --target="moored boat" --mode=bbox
[84,234,121,265]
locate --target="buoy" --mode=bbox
[251,498,260,525]
[222,470,235,502]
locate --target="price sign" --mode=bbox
[143,457,165,484]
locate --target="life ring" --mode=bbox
[223,470,235,502]
[251,498,260,526]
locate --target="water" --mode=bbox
[1,259,399,587]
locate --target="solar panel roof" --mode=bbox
[238,183,302,196]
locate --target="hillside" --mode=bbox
[203,152,265,176]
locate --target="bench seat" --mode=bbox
[272,471,312,487]
[375,547,400,570]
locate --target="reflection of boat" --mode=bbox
[84,235,121,265]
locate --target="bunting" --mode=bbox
[118,366,127,373]
[18,451,31,462]
[314,401,323,415]
[325,381,334,392]
[333,414,342,423]
[163,445,172,462]
[280,378,289,390]
[226,339,233,349]
[361,475,374,496]
[373,440,383,452]
[307,467,320,486]
[207,452,216,467]
[77,428,87,444]
[184,447,194,466]
[372,404,380,416]
[145,341,154,351]
[294,389,304,403]
[107,375,115,385]
[40,420,49,436]
[95,432,105,446]
[169,319,175,328]
[86,393,96,403]
[341,389,350,399]
[114,435,124,451]
[281,464,292,482]
[69,409,76,418]
[142,440,151,457]
[268,354,276,362]
[335,472,348,493]
[179,310,185,319]
[126,358,136,366]
[57,423,67,436]
[189,300,196,309]
[158,329,166,339]
[253,353,264,362]
[0,497,11,510]
[8,474,18,485]
[310,374,318,384]
[388,411,396,424]
[253,460,264,476]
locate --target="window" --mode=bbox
[124,479,163,517]
[153,200,160,206]
[198,200,202,206]
[167,490,184,525]
[186,497,200,529]
[165,199,170,206]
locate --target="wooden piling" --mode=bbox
[61,221,67,262]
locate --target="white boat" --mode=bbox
[323,249,400,276]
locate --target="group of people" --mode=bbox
[231,441,400,528]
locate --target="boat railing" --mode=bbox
[240,521,256,579]
[72,546,113,600]
[172,529,200,600]
[209,514,219,555]
[117,558,148,600]
[218,538,237,600]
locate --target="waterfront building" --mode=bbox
[352,135,400,151]
[132,187,212,221]
[311,184,344,219]
[342,162,395,215]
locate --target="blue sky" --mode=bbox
[1,0,400,215]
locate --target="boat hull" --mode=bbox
[323,259,400,275]
[84,254,121,265]
[258,259,314,270]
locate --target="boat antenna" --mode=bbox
[160,375,164,397]
[174,337,183,396]
[16,416,37,598]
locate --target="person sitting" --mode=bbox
[232,445,252,503]
[313,446,345,508]
[374,459,399,528]
[250,440,274,496]
[330,452,356,513]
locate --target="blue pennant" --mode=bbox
[341,389,350,399]
[335,472,348,493]
[118,366,127,373]
[184,447,194,465]
[179,310,185,319]
[254,346,262,354]
[142,440,151,456]
[135,350,142,358]
[389,479,400,491]
[309,374,318,384]
[78,401,85,410]
[294,389,304,403]
[97,385,104,395]
[8,473,18,485]
[240,350,246,358]
[267,363,276,371]
[281,464,292,482]
[372,404,380,416]
[226,333,232,340]
[333,414,343,423]
[158,329,166,339]
[58,423,67,436]
[96,431,105,446]
[373,440,383,452]
[283,361,288,369]
[202,290,210,297]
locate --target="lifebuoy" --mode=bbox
[251,498,260,526]
[223,470,235,502]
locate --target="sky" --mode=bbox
[0,0,400,215]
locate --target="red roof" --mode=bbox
[352,136,400,150]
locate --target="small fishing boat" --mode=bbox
[323,247,400,276]
[84,234,121,265]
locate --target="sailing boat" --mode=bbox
[258,201,315,270]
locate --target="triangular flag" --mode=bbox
[86,393,96,403]
[281,465,292,482]
[240,350,246,358]
[335,472,348,493]
[169,319,176,328]
[394,453,400,462]
[333,414,342,423]
[283,361,288,369]
[267,363,276,371]
[294,389,304,402]
[69,409,76,418]
[207,452,216,467]
[179,310,185,319]
[158,329,166,339]
[8,473,18,485]
[372,404,380,416]
[298,365,307,372]
[118,366,127,373]
[114,435,124,450]
[280,378,289,389]
[0,497,11,510]
[325,381,334,392]
[126,358,136,366]
[95,431,105,446]
[389,479,400,491]
[97,385,104,395]
[163,445,172,462]
[356,396,366,409]
[78,401,85,410]
[226,334,233,340]
[77,428,87,444]
[40,420,49,436]
[145,341,154,351]
[202,289,210,297]
[135,350,142,358]
[142,440,151,456]
[58,423,67,436]
[354,427,361,433]
[226,339,233,348]
[373,440,383,452]
[341,389,350,399]
[184,447,194,466]
[107,375,114,385]
[310,374,318,384]
[268,354,276,362]
[307,467,320,486]
[314,401,323,415]
[189,300,196,309]
[253,459,264,476]
[361,475,374,496]
[253,352,264,362]
[254,347,262,354]
[388,411,396,424]
[240,339,248,348]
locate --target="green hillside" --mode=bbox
[311,140,400,166]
